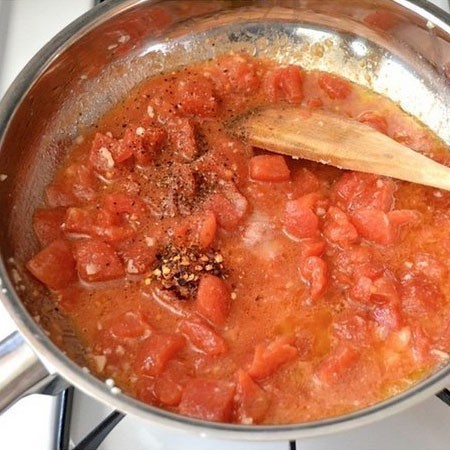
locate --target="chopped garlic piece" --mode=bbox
[85,263,100,275]
[98,147,115,169]
[93,355,107,372]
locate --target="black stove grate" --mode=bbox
[436,388,450,407]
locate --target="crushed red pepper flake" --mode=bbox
[151,244,226,299]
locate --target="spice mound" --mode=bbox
[151,245,226,298]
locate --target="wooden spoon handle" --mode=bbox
[234,107,450,191]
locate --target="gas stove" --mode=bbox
[1,1,450,449]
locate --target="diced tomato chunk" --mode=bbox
[351,273,399,306]
[300,256,328,299]
[350,208,394,245]
[279,66,304,103]
[64,207,95,235]
[178,379,236,422]
[73,239,124,282]
[94,208,117,228]
[335,244,374,268]
[89,132,119,173]
[117,238,157,275]
[315,345,359,385]
[350,209,417,247]
[399,275,442,315]
[174,211,217,249]
[348,275,373,303]
[45,164,97,207]
[65,163,97,202]
[167,117,197,161]
[355,260,385,281]
[222,183,249,224]
[45,182,77,208]
[93,223,135,243]
[27,239,76,290]
[318,73,352,100]
[236,369,270,424]
[205,187,248,231]
[249,155,290,182]
[264,65,304,103]
[213,54,260,95]
[284,199,319,239]
[176,76,217,117]
[122,125,166,165]
[323,206,359,246]
[103,193,147,218]
[154,377,181,406]
[111,138,134,163]
[69,195,141,243]
[333,172,396,212]
[103,311,149,339]
[334,245,384,287]
[193,134,250,185]
[369,178,397,212]
[357,111,388,134]
[298,238,326,260]
[332,311,370,345]
[32,207,66,246]
[248,336,298,380]
[137,126,166,164]
[196,274,230,326]
[154,362,190,406]
[387,209,421,227]
[196,211,217,248]
[292,168,320,196]
[294,192,323,210]
[135,333,185,377]
[180,318,227,355]
[147,95,176,122]
[136,377,157,405]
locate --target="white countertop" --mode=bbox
[0,1,449,450]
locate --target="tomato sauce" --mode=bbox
[26,53,450,424]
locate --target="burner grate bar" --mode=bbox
[436,388,450,407]
[72,410,125,450]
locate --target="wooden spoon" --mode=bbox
[232,106,450,191]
